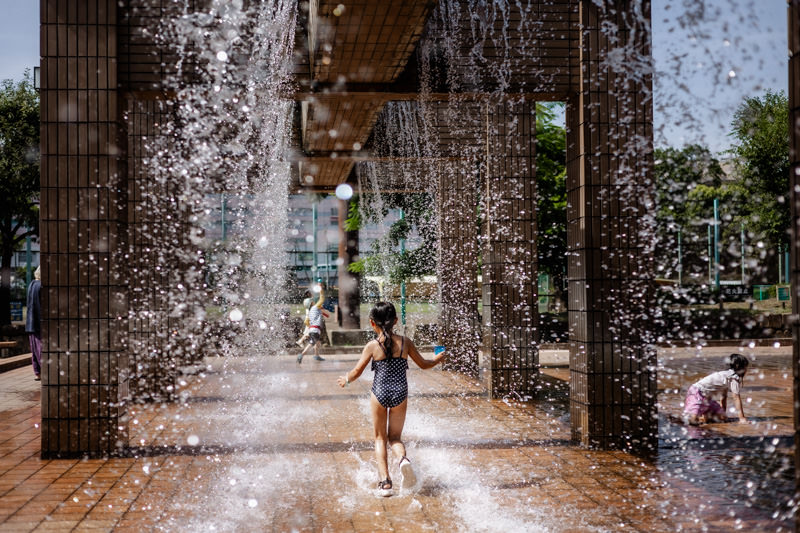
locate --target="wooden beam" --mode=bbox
[290,153,467,162]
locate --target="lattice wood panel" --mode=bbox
[302,95,385,153]
[311,0,434,83]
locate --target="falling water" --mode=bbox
[121,0,797,530]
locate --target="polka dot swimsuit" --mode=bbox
[371,335,408,408]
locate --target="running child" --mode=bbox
[683,353,749,425]
[337,302,446,497]
[297,284,327,363]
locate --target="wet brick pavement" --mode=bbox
[0,344,795,532]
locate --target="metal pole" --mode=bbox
[785,247,790,285]
[25,236,32,287]
[677,228,682,286]
[312,200,318,282]
[221,193,227,241]
[740,223,745,282]
[326,250,330,290]
[399,208,406,326]
[778,243,783,285]
[713,198,720,290]
[707,225,713,284]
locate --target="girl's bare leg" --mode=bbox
[388,399,408,460]
[370,393,390,481]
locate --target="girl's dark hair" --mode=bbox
[370,302,397,356]
[729,353,749,373]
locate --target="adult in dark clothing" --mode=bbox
[25,266,41,380]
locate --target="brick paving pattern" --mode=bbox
[0,345,794,532]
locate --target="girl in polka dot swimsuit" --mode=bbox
[337,302,446,497]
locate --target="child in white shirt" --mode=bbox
[683,353,749,425]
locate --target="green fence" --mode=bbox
[777,285,791,301]
[753,285,790,301]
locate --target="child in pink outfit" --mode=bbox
[683,353,749,425]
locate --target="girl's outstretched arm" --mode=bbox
[732,393,748,423]
[315,286,326,308]
[337,342,374,387]
[407,339,446,369]
[721,390,728,419]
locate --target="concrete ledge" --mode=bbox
[330,330,374,346]
[539,349,569,367]
[0,353,32,373]
[661,338,793,348]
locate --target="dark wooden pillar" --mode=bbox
[481,100,539,397]
[787,0,800,526]
[438,158,481,375]
[565,0,657,451]
[40,0,129,457]
[337,198,360,329]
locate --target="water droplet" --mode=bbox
[187,435,200,446]
[229,309,243,322]
[216,51,228,62]
[335,183,353,200]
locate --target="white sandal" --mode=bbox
[399,456,416,489]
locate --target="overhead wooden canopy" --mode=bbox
[291,0,579,193]
[292,0,437,191]
[117,1,578,193]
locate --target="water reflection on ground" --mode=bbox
[101,344,795,531]
[540,343,795,528]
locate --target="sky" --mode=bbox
[0,0,788,155]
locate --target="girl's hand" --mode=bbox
[337,375,349,388]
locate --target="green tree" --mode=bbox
[346,192,436,284]
[654,144,725,234]
[535,103,567,308]
[653,145,739,282]
[0,73,40,325]
[729,90,789,251]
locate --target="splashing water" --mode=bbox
[123,0,796,530]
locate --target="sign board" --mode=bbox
[720,285,750,301]
[778,286,791,301]
[9,301,22,321]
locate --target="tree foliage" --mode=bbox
[535,104,566,267]
[535,103,567,305]
[0,72,40,325]
[653,91,790,285]
[346,192,436,284]
[728,90,789,249]
[654,144,725,234]
[653,144,745,282]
